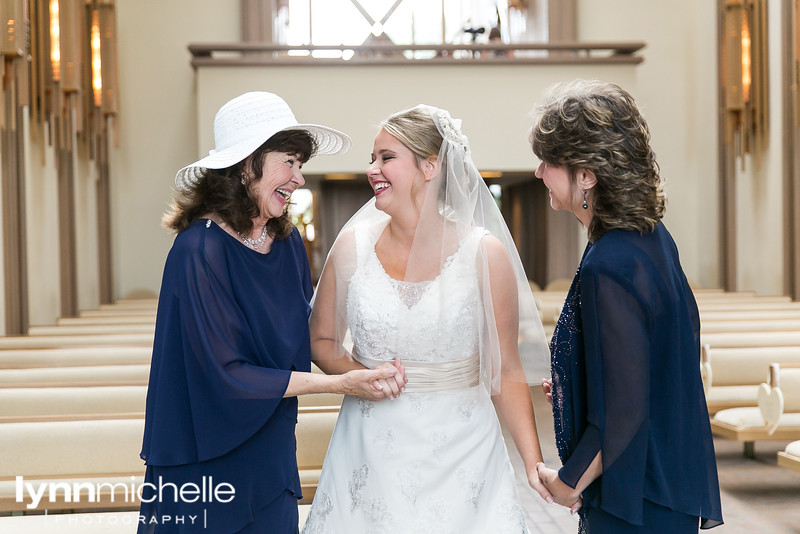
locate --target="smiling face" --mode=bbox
[367,128,427,216]
[248,150,306,221]
[535,161,580,212]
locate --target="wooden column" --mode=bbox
[547,0,576,42]
[1,58,29,334]
[242,0,276,42]
[718,0,738,291]
[783,0,800,299]
[55,94,78,317]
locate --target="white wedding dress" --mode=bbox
[302,222,530,534]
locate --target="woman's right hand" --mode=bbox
[541,378,553,405]
[339,360,406,401]
[370,358,406,400]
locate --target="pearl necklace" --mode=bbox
[239,224,268,250]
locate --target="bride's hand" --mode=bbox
[527,464,554,505]
[338,366,399,401]
[535,462,582,513]
[369,359,407,400]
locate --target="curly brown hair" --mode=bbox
[530,80,665,241]
[163,130,316,239]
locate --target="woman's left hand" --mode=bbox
[527,465,554,505]
[536,462,582,514]
[370,359,407,400]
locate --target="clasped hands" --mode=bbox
[340,358,407,401]
[531,462,582,515]
[531,377,582,515]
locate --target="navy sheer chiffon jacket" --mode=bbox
[550,222,723,528]
[139,219,313,531]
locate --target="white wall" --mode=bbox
[733,0,785,295]
[110,0,240,299]
[195,64,638,174]
[577,0,720,289]
[24,126,61,326]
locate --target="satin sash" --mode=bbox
[353,350,479,393]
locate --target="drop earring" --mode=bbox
[582,190,588,210]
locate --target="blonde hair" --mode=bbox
[381,106,443,165]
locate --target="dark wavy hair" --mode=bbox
[530,80,665,242]
[163,130,316,239]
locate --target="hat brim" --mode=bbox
[175,123,351,192]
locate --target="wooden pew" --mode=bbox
[0,410,337,513]
[79,309,157,318]
[0,347,151,369]
[699,319,800,333]
[697,301,800,312]
[0,381,335,421]
[56,316,156,326]
[0,365,150,388]
[700,331,800,349]
[711,364,800,457]
[694,293,791,303]
[0,386,146,422]
[0,334,154,350]
[0,507,313,532]
[777,440,800,474]
[700,310,800,321]
[0,511,140,533]
[27,324,155,337]
[701,345,800,414]
[0,418,146,512]
[98,301,157,310]
[295,406,339,504]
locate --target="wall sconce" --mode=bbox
[58,0,81,92]
[722,0,768,167]
[91,8,101,107]
[1,0,25,57]
[49,0,60,82]
[96,0,118,116]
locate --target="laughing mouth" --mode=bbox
[276,188,292,201]
[373,182,390,194]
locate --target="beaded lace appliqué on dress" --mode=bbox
[346,224,484,364]
[549,246,592,534]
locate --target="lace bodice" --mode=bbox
[346,223,486,363]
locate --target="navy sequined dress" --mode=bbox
[138,219,313,533]
[549,223,723,532]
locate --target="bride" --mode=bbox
[302,105,553,533]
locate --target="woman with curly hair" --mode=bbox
[531,80,723,533]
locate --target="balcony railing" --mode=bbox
[189,42,645,67]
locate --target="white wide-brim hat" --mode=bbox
[175,91,352,192]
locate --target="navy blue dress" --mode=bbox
[550,223,723,533]
[138,219,313,533]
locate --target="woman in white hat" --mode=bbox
[138,92,406,534]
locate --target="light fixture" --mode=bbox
[49,0,60,82]
[722,0,768,166]
[741,13,751,102]
[91,9,102,107]
[1,0,24,57]
[97,0,119,115]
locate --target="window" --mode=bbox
[276,0,546,58]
